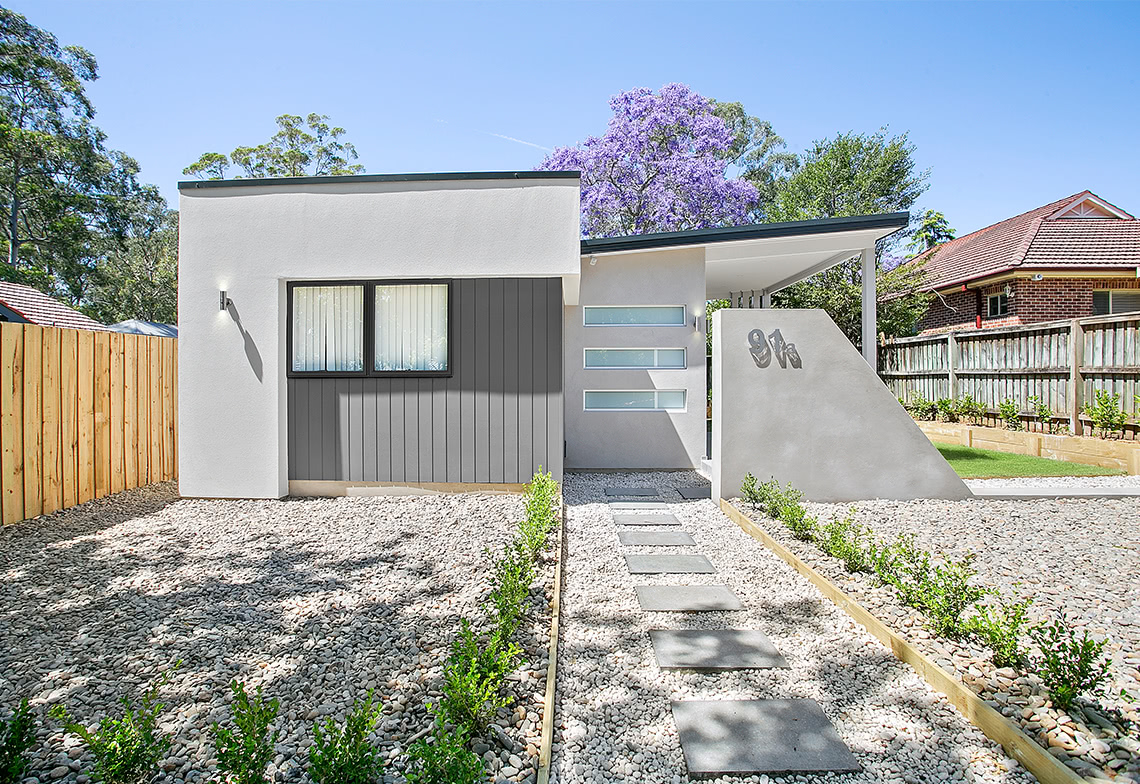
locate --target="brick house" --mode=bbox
[0,280,108,330]
[912,191,1140,334]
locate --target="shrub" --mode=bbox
[486,541,535,640]
[1029,616,1112,709]
[437,620,520,734]
[871,533,929,599]
[956,395,986,425]
[818,512,871,572]
[51,669,175,784]
[1084,390,1128,439]
[918,555,993,638]
[908,395,938,421]
[212,681,279,784]
[967,599,1031,669]
[403,720,485,784]
[781,505,819,541]
[998,399,1022,430]
[740,472,759,505]
[935,398,959,422]
[520,468,559,556]
[308,693,384,784]
[1027,396,1056,434]
[0,699,35,784]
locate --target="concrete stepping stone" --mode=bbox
[671,699,859,775]
[604,486,659,497]
[677,486,712,499]
[635,585,742,611]
[618,530,696,546]
[649,629,788,670]
[626,554,715,574]
[613,512,680,526]
[608,501,669,510]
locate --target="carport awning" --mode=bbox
[579,212,909,300]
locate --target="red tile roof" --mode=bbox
[912,191,1140,290]
[0,281,109,331]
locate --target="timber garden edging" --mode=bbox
[719,499,1084,784]
[917,420,1140,474]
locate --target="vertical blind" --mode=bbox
[291,285,364,372]
[374,283,449,371]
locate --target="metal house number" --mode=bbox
[748,329,802,369]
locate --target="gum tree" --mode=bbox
[538,83,758,238]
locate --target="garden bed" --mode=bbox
[728,495,1140,784]
[0,482,557,784]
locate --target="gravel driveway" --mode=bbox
[0,483,551,784]
[553,471,1032,784]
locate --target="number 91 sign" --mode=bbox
[748,329,802,369]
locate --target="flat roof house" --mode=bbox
[177,172,907,499]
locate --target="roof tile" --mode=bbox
[0,281,110,331]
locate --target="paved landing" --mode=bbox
[618,530,696,546]
[613,512,681,526]
[649,629,788,670]
[635,585,743,611]
[604,486,659,497]
[677,486,712,499]
[626,554,715,574]
[671,699,859,775]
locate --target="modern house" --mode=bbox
[177,171,908,498]
[911,191,1140,334]
[0,280,109,331]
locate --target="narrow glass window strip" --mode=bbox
[584,348,686,369]
[583,306,686,326]
[584,390,686,411]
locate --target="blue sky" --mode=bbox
[17,0,1140,236]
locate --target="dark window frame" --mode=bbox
[286,278,454,379]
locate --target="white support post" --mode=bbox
[861,246,877,367]
[761,290,772,309]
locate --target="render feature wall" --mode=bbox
[564,248,707,470]
[711,308,970,501]
[178,176,581,498]
[288,278,562,484]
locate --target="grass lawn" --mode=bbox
[933,441,1125,478]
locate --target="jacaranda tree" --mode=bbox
[538,83,758,238]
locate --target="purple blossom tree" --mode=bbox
[538,83,758,238]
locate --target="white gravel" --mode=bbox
[968,476,1140,489]
[0,482,553,784]
[553,471,1034,784]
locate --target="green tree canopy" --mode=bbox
[711,100,798,221]
[0,7,143,304]
[768,129,932,347]
[910,208,956,253]
[184,113,364,179]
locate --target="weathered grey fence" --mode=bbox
[879,312,1140,436]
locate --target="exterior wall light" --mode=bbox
[219,290,232,310]
[589,255,597,266]
[1031,274,1044,281]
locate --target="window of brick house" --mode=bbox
[986,293,1009,318]
[1093,290,1140,316]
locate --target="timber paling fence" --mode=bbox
[1,321,177,525]
[879,312,1140,439]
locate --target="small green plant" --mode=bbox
[956,395,986,425]
[998,399,1022,430]
[935,398,959,422]
[308,692,384,784]
[519,468,559,556]
[403,719,485,784]
[1029,616,1112,709]
[871,533,930,599]
[486,540,535,640]
[436,620,520,733]
[0,699,36,784]
[919,555,993,638]
[907,395,938,421]
[781,504,819,541]
[740,472,760,505]
[967,599,1031,668]
[1027,396,1056,433]
[212,681,279,784]
[51,669,176,784]
[1084,390,1128,439]
[817,512,871,572]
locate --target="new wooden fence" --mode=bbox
[1,322,177,525]
[879,312,1140,436]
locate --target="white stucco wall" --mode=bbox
[564,248,708,469]
[178,176,581,498]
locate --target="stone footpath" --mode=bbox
[552,471,1034,784]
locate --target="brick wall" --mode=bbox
[917,277,1140,334]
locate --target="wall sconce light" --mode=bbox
[1031,273,1044,281]
[589,255,597,266]
[219,290,232,311]
[694,314,705,332]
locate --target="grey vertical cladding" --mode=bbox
[288,277,563,484]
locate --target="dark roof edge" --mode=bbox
[580,212,911,254]
[178,170,581,190]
